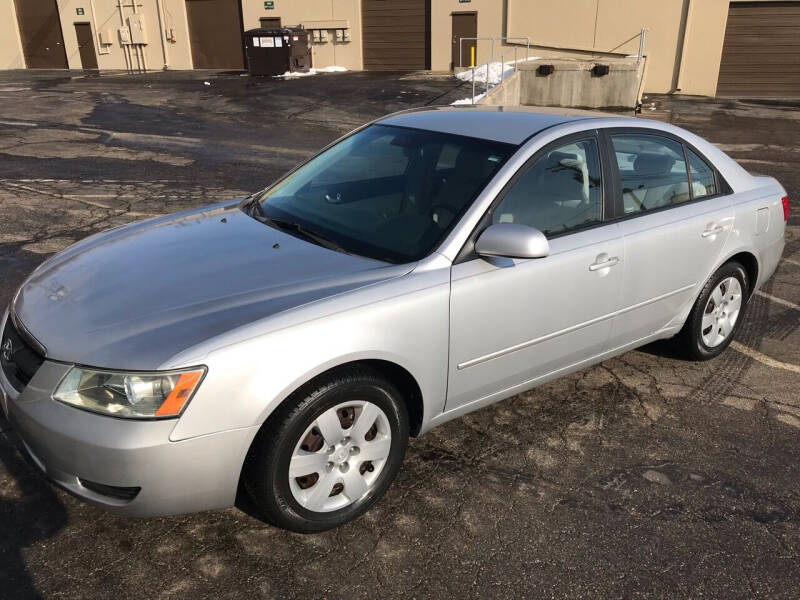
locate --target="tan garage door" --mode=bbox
[185,0,244,70]
[13,0,68,69]
[717,1,800,97]
[362,0,430,70]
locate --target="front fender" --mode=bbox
[169,265,451,441]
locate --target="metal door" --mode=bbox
[451,12,477,69]
[717,2,800,97]
[74,23,98,70]
[447,224,624,410]
[185,0,245,69]
[606,131,734,346]
[13,0,68,69]
[362,0,430,70]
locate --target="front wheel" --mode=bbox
[244,367,409,533]
[676,261,749,360]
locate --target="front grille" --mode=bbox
[1,316,45,392]
[78,478,141,501]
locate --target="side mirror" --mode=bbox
[475,223,550,259]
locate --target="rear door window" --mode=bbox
[687,148,717,199]
[611,134,690,214]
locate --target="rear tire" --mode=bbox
[244,366,409,533]
[676,261,749,361]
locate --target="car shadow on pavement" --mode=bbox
[636,338,689,360]
[0,413,68,600]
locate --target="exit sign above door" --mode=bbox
[264,1,274,9]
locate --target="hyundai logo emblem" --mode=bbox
[1,338,12,362]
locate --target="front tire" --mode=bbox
[676,261,749,361]
[244,366,409,533]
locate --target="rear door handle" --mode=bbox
[701,225,724,238]
[589,256,620,271]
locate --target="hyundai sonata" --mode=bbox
[0,106,787,532]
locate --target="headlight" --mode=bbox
[53,366,206,419]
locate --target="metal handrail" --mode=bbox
[460,28,648,105]
[459,37,531,105]
[637,28,648,62]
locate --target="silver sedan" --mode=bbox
[0,107,787,532]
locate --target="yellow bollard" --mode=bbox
[470,46,475,68]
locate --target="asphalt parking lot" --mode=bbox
[0,70,799,599]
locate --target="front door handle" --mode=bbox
[701,225,724,238]
[589,256,620,271]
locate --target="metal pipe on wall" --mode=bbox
[131,0,147,72]
[116,0,132,72]
[89,0,107,57]
[156,0,170,69]
[674,0,694,93]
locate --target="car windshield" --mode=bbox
[252,124,515,263]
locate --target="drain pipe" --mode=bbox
[674,0,695,93]
[156,0,170,70]
[89,0,107,57]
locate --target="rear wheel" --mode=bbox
[244,367,409,533]
[676,261,749,360]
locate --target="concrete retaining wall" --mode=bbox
[479,57,645,110]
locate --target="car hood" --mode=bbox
[13,202,411,370]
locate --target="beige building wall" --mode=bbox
[51,0,193,70]
[0,0,790,97]
[240,0,362,70]
[677,0,733,96]
[501,0,686,93]
[431,0,770,97]
[1,0,26,69]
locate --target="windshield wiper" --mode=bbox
[248,205,347,254]
[274,220,348,254]
[246,196,265,217]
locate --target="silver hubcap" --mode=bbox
[701,276,742,348]
[289,401,391,513]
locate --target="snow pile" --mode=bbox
[275,66,348,79]
[452,94,486,105]
[451,56,538,105]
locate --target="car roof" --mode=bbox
[378,105,635,145]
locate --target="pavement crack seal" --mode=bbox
[0,180,161,217]
[729,341,800,374]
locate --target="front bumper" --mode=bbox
[1,359,258,517]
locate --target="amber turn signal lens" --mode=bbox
[155,370,204,416]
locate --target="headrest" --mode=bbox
[544,151,578,169]
[633,153,675,177]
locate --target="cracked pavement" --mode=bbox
[0,71,799,599]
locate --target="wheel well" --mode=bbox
[239,359,425,490]
[269,360,425,437]
[358,360,424,437]
[727,252,759,296]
